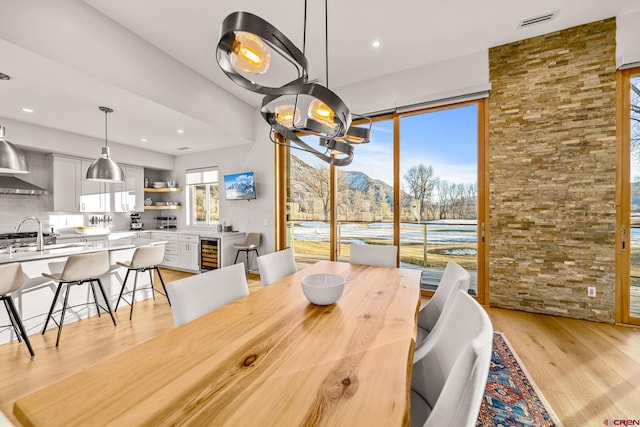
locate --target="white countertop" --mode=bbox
[0,236,165,264]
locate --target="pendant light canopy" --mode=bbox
[216,2,370,166]
[86,106,124,183]
[0,125,29,174]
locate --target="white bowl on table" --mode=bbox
[301,273,345,305]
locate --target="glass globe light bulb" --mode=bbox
[231,32,271,74]
[275,105,301,128]
[308,99,336,129]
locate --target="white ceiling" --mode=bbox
[1,0,639,155]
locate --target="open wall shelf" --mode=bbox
[144,187,183,193]
[144,205,182,210]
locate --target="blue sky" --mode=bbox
[296,103,479,187]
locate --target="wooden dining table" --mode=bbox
[13,261,422,427]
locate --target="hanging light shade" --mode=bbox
[216,3,369,167]
[86,106,124,183]
[0,125,29,174]
[230,31,271,74]
[216,11,308,94]
[261,81,351,138]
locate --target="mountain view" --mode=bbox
[288,154,476,222]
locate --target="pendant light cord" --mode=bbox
[303,0,307,55]
[325,0,329,88]
[104,109,108,147]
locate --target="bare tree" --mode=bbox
[404,164,437,222]
[306,164,331,220]
[632,81,640,165]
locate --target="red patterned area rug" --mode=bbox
[477,332,563,427]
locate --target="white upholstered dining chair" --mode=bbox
[348,243,397,268]
[411,290,493,427]
[415,261,470,349]
[166,263,249,327]
[256,248,297,286]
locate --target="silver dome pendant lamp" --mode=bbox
[86,106,124,182]
[0,72,29,173]
[0,125,29,173]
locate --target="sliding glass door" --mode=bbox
[619,67,640,325]
[276,100,487,302]
[285,145,332,268]
[399,104,480,296]
[336,118,395,261]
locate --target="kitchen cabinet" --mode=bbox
[178,234,200,272]
[51,155,81,211]
[150,232,199,272]
[51,155,108,212]
[80,160,109,212]
[113,166,144,212]
[151,232,179,268]
[55,234,109,244]
[51,155,143,213]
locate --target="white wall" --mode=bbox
[0,0,254,144]
[617,11,640,68]
[174,113,276,254]
[1,116,174,170]
[336,50,490,115]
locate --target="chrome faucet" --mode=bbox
[16,216,44,251]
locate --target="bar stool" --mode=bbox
[115,244,170,320]
[0,263,34,356]
[42,251,116,347]
[233,233,261,272]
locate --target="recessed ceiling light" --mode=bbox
[141,138,148,142]
[177,129,184,134]
[21,107,34,113]
[372,40,381,48]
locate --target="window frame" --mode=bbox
[185,167,220,226]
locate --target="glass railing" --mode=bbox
[286,219,478,294]
[286,221,331,268]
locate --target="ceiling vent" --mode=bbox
[518,10,559,29]
[177,146,191,151]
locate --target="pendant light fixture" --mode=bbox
[0,125,29,174]
[86,106,124,183]
[216,1,370,166]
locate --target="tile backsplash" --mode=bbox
[0,151,137,234]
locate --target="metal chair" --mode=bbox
[0,263,34,356]
[115,244,170,320]
[233,233,261,272]
[42,251,116,346]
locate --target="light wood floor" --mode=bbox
[1,269,639,427]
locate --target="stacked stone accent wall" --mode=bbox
[488,19,617,322]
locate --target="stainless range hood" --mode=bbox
[0,176,48,195]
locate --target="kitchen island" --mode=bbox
[0,236,168,345]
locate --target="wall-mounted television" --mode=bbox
[223,172,256,200]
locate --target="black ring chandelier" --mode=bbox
[215,2,370,166]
